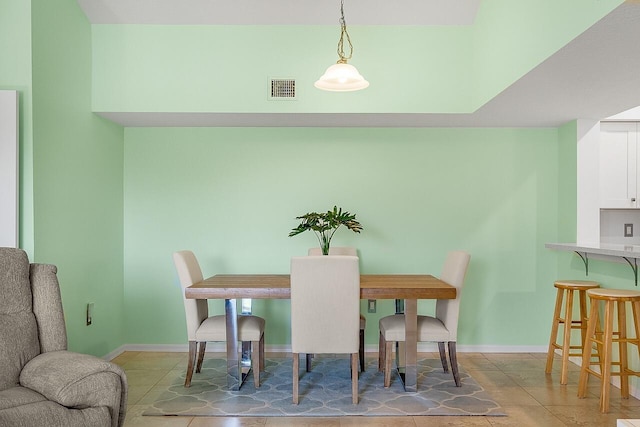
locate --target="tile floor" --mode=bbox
[112,351,640,426]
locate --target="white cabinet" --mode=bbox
[600,122,640,208]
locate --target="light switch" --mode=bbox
[625,223,634,238]
[368,299,376,313]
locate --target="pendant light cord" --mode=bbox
[337,0,354,63]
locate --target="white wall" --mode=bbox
[0,90,19,248]
[577,119,600,245]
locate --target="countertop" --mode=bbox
[545,242,640,258]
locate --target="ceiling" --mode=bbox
[78,1,640,127]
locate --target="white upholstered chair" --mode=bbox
[378,251,471,387]
[291,255,361,404]
[173,250,265,387]
[307,246,366,372]
[308,247,357,257]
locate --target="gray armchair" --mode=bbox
[0,247,127,427]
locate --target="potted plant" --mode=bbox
[289,206,363,255]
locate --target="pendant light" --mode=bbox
[314,0,369,92]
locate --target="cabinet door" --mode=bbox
[600,122,638,208]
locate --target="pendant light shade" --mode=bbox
[315,0,368,92]
[314,63,369,92]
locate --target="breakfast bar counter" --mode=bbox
[546,242,640,285]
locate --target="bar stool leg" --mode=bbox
[578,298,599,397]
[579,290,589,346]
[560,288,575,385]
[600,300,614,413]
[632,300,640,387]
[618,301,630,399]
[546,287,565,374]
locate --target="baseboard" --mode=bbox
[110,343,548,357]
[110,343,292,356]
[440,344,549,353]
[102,345,128,361]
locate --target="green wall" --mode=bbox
[91,1,622,115]
[91,25,472,114]
[4,0,630,357]
[123,127,561,348]
[30,0,125,356]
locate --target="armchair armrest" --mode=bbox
[20,351,127,427]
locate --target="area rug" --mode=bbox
[143,357,505,417]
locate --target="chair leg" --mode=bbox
[259,332,265,372]
[448,341,461,387]
[438,342,449,373]
[359,329,366,372]
[306,354,313,372]
[351,353,359,404]
[384,340,393,387]
[196,341,206,373]
[378,331,385,372]
[293,353,299,404]
[185,341,197,387]
[252,340,260,387]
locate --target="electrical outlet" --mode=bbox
[86,302,94,326]
[625,223,634,237]
[368,299,377,313]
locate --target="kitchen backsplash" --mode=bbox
[600,209,640,245]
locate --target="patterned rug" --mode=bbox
[143,357,505,417]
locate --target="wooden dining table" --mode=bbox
[186,274,456,392]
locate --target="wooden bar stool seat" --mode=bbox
[578,288,640,413]
[545,280,600,385]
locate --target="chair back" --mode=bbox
[435,251,471,340]
[308,246,357,256]
[172,250,209,341]
[291,255,360,354]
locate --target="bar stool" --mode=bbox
[545,280,600,385]
[577,288,640,413]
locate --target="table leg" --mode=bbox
[225,298,241,390]
[404,299,418,392]
[395,299,406,378]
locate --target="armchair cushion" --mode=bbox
[0,386,47,410]
[0,249,40,391]
[30,264,67,352]
[0,399,109,427]
[20,350,127,427]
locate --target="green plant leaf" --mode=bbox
[288,206,363,252]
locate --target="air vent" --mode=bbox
[269,78,296,100]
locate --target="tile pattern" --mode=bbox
[115,351,640,426]
[142,356,504,417]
